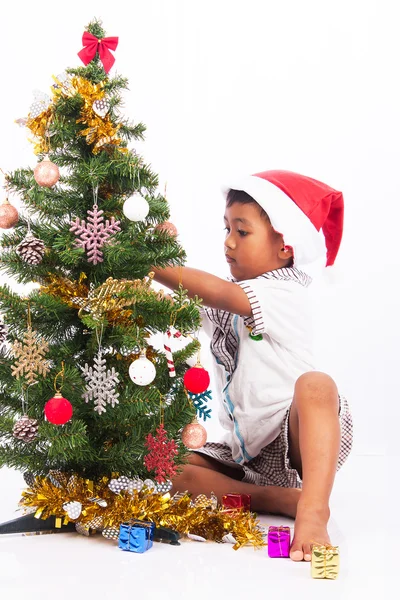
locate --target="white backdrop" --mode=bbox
[0,0,398,457]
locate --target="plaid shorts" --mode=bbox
[195,395,353,489]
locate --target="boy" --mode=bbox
[153,170,353,561]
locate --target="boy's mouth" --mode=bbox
[225,254,235,263]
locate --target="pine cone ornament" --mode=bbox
[13,415,39,443]
[16,232,45,265]
[0,322,8,345]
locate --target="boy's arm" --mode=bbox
[152,266,252,316]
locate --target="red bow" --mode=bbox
[78,32,119,74]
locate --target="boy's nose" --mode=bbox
[225,234,236,249]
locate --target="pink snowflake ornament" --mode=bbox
[70,204,121,264]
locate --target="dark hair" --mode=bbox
[226,189,270,221]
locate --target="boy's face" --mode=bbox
[224,201,292,281]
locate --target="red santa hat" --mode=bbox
[223,169,344,273]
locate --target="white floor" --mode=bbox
[0,454,394,600]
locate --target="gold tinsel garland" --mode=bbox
[41,272,166,327]
[26,107,54,154]
[40,272,90,308]
[25,75,127,155]
[70,76,125,154]
[19,474,265,550]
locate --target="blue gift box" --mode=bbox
[118,520,155,553]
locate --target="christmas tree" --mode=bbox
[0,21,263,549]
[0,19,205,494]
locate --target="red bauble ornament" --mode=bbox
[34,157,60,188]
[183,364,210,394]
[44,393,73,425]
[0,199,19,229]
[182,422,207,449]
[155,221,178,237]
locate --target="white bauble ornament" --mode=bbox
[129,351,156,386]
[123,194,149,222]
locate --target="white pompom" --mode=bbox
[123,194,149,221]
[129,354,156,386]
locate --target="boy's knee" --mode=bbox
[294,371,338,406]
[172,464,198,488]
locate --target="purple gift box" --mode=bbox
[267,526,291,558]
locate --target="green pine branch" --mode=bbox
[0,18,205,481]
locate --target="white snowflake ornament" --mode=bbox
[81,350,120,414]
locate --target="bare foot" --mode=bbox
[258,486,301,518]
[290,502,330,562]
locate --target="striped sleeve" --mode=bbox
[237,281,265,335]
[237,276,312,346]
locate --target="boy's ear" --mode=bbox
[278,244,294,260]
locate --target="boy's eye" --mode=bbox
[224,226,248,237]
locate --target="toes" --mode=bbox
[290,541,314,562]
[290,541,304,561]
[291,550,304,561]
[303,542,312,562]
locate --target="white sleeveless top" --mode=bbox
[201,267,316,464]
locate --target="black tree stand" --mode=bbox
[0,512,180,544]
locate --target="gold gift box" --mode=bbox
[311,544,340,579]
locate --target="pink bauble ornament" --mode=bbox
[155,221,178,237]
[183,364,210,394]
[34,156,60,188]
[44,393,73,425]
[182,422,207,449]
[0,199,19,229]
